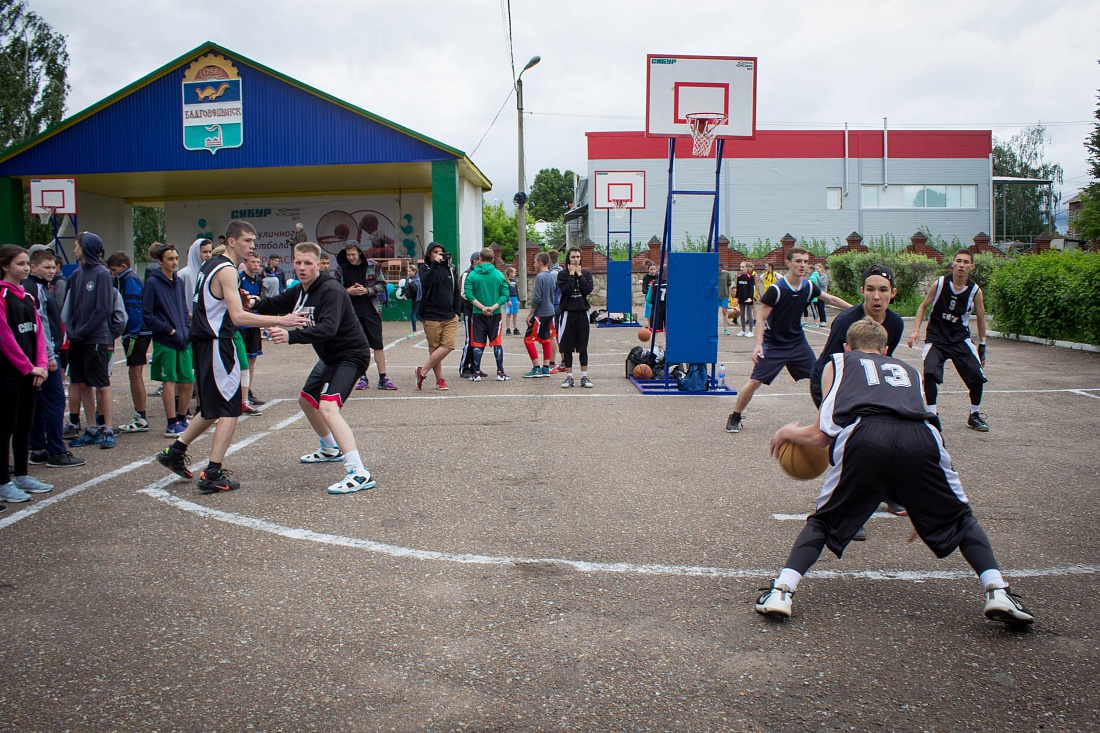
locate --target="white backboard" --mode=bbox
[594,171,646,209]
[646,55,757,138]
[29,178,77,215]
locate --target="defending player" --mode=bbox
[156,220,307,493]
[725,248,850,433]
[754,317,1033,626]
[250,242,376,494]
[907,248,990,432]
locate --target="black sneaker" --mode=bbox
[967,412,990,432]
[198,466,239,494]
[241,403,262,416]
[29,449,48,465]
[156,446,193,479]
[247,391,266,406]
[47,451,86,468]
[725,414,743,433]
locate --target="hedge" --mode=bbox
[985,251,1100,345]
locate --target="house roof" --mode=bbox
[0,41,491,203]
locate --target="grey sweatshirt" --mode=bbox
[530,270,557,317]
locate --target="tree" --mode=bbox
[1074,63,1100,241]
[1,1,69,247]
[992,125,1063,240]
[133,206,166,262]
[483,201,518,262]
[0,0,69,151]
[527,168,575,222]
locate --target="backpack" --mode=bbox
[110,287,128,338]
[625,346,649,378]
[677,363,709,393]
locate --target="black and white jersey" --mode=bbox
[819,351,934,437]
[190,255,237,341]
[760,276,820,345]
[814,305,904,372]
[926,276,978,345]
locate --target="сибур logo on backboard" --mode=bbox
[182,53,243,155]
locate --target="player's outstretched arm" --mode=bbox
[819,292,851,309]
[907,287,937,348]
[218,268,306,329]
[770,422,831,455]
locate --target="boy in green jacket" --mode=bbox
[462,248,511,381]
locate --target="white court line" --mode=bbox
[1070,389,1100,400]
[0,399,293,530]
[137,487,1100,581]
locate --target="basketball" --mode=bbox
[637,327,652,342]
[633,363,654,380]
[776,441,830,480]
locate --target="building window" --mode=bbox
[826,187,842,210]
[861,184,977,209]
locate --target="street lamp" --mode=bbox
[515,54,540,306]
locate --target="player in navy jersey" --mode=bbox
[156,220,307,494]
[907,248,990,432]
[754,317,1033,625]
[725,248,850,433]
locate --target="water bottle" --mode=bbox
[717,363,726,389]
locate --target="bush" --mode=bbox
[986,251,1100,345]
[827,251,940,301]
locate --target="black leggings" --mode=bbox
[784,515,999,576]
[925,379,983,407]
[1,378,37,485]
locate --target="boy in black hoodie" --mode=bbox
[336,240,396,390]
[252,242,377,495]
[414,242,461,391]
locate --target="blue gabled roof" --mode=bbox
[0,42,490,188]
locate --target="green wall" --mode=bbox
[431,159,459,258]
[0,178,24,244]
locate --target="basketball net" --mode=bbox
[611,198,628,220]
[37,207,56,226]
[685,112,727,157]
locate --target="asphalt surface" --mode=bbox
[1,317,1098,732]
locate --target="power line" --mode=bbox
[470,86,515,157]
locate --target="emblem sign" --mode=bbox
[182,53,243,155]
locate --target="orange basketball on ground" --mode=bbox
[777,441,830,480]
[638,327,652,342]
[633,363,654,380]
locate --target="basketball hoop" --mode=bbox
[685,112,727,157]
[611,198,629,219]
[37,206,56,226]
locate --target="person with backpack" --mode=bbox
[63,232,118,450]
[107,252,151,434]
[337,240,396,390]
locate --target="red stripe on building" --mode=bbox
[586,130,992,160]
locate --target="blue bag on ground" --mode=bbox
[677,363,709,392]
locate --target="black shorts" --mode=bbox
[557,310,590,354]
[357,311,384,350]
[524,314,555,343]
[122,335,151,367]
[240,328,263,359]
[809,360,826,408]
[750,339,815,385]
[470,313,503,348]
[811,416,974,558]
[192,338,242,419]
[68,342,111,388]
[922,340,986,389]
[301,353,371,409]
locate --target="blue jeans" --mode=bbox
[409,302,419,331]
[30,366,66,455]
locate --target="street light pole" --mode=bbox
[515,55,540,306]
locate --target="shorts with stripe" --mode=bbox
[122,335,151,366]
[811,415,974,558]
[301,354,371,409]
[240,327,263,359]
[922,339,986,389]
[750,338,815,385]
[192,338,242,419]
[470,313,503,348]
[556,310,589,355]
[523,314,555,345]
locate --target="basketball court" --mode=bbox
[0,317,1097,731]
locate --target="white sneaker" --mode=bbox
[745,330,754,337]
[327,467,377,494]
[754,584,794,618]
[983,586,1034,625]
[736,331,746,336]
[300,445,343,463]
[118,413,150,433]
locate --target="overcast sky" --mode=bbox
[31,0,1100,220]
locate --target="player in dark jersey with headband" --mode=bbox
[755,317,1033,625]
[908,248,989,432]
[156,220,306,493]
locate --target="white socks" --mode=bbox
[980,569,1006,590]
[344,450,364,472]
[927,403,939,415]
[319,433,338,450]
[776,568,803,592]
[970,405,982,414]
